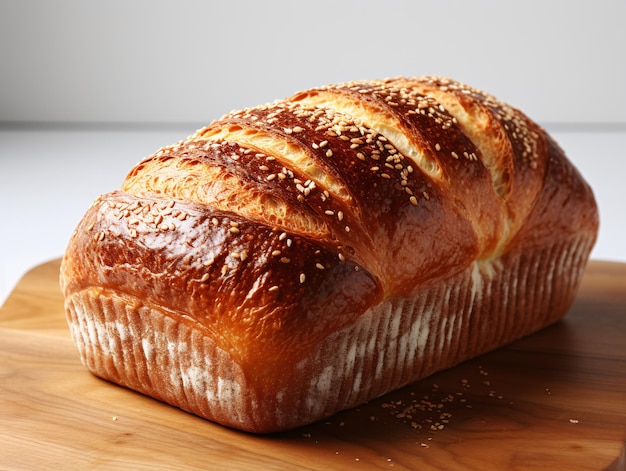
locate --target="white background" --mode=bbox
[1,0,625,303]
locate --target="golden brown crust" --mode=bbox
[60,76,599,433]
[61,191,382,376]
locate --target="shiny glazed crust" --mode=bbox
[60,76,599,433]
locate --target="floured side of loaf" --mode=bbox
[60,76,598,433]
[65,233,591,433]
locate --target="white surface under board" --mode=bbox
[0,125,624,306]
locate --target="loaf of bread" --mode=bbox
[60,76,598,433]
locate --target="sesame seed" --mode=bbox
[338,253,345,262]
[326,149,333,157]
[280,257,291,263]
[435,143,441,151]
[300,273,306,283]
[200,273,210,283]
[451,151,459,159]
[410,196,418,206]
[272,250,282,257]
[269,285,279,292]
[315,263,325,270]
[266,174,277,181]
[337,211,344,221]
[229,227,240,234]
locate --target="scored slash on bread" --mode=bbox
[61,76,598,433]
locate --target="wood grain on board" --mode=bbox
[1,259,624,470]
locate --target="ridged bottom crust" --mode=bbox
[65,235,593,433]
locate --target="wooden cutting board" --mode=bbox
[1,259,624,470]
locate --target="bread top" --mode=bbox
[61,76,599,375]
